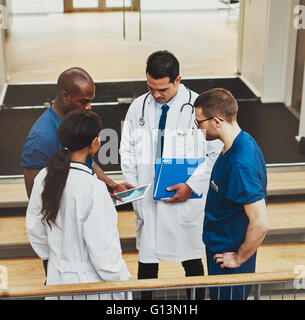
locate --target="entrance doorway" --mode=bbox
[64,0,139,12]
[6,0,240,82]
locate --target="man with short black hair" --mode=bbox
[120,51,223,299]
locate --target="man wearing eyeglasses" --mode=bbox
[194,88,270,300]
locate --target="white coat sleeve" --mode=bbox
[119,103,139,187]
[83,181,131,282]
[186,139,223,196]
[26,171,50,260]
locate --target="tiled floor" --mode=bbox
[5,9,239,83]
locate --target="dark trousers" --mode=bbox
[138,259,205,300]
[43,259,48,277]
[43,259,48,286]
[206,248,257,300]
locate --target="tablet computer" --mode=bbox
[112,183,152,207]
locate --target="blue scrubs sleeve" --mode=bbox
[86,157,94,170]
[226,165,265,204]
[21,136,50,170]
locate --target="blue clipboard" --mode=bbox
[153,158,205,200]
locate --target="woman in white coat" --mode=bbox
[26,110,131,300]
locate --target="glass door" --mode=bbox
[73,0,100,9]
[64,0,138,12]
[105,0,131,9]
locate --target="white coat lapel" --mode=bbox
[146,95,155,132]
[145,95,156,166]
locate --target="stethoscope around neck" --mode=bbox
[138,87,194,136]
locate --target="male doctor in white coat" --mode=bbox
[120,51,223,299]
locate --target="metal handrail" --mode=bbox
[0,271,301,300]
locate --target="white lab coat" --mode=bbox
[120,84,223,263]
[26,162,131,300]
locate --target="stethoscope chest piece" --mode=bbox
[138,117,145,126]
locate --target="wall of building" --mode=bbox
[0,0,7,99]
[239,0,298,104]
[298,64,305,137]
[239,0,268,96]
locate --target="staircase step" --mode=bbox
[0,211,136,258]
[1,170,305,208]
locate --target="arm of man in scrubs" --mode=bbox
[22,136,134,200]
[214,165,270,269]
[25,162,135,201]
[214,199,270,269]
[24,168,41,199]
[92,162,135,200]
[22,138,49,199]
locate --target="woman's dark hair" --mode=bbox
[41,109,102,228]
[146,50,179,83]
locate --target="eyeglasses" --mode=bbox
[194,117,224,127]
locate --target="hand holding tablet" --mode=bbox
[112,184,152,206]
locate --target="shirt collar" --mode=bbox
[49,104,62,128]
[232,130,243,147]
[155,92,177,109]
[70,161,93,175]
[220,130,243,159]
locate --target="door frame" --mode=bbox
[63,0,140,12]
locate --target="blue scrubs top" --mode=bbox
[203,130,267,254]
[21,105,93,170]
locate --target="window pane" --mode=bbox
[106,0,131,8]
[11,0,63,14]
[141,0,220,10]
[73,0,99,8]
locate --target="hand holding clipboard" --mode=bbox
[153,158,205,201]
